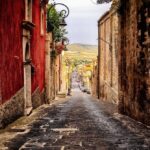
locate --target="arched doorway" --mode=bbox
[22,30,32,115]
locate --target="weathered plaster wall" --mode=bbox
[0,0,24,103]
[50,56,56,100]
[92,64,98,98]
[31,0,46,93]
[98,10,119,104]
[31,88,42,109]
[45,33,52,103]
[55,55,61,94]
[118,0,150,125]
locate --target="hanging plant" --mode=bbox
[54,28,68,42]
[47,4,61,37]
[47,4,68,41]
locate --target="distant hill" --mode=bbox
[64,43,98,61]
[67,43,98,53]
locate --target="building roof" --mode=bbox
[98,11,110,24]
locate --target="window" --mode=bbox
[40,8,44,35]
[25,42,30,61]
[25,0,32,22]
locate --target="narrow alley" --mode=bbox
[1,86,149,150]
[0,0,150,150]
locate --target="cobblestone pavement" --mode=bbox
[1,89,150,150]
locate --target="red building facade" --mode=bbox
[0,0,48,128]
[31,0,46,93]
[0,0,24,103]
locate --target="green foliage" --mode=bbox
[63,44,97,73]
[47,4,68,41]
[71,59,92,67]
[55,28,68,42]
[47,4,60,29]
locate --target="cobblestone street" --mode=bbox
[0,89,150,150]
[1,0,150,150]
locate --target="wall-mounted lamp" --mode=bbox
[59,18,67,27]
[47,2,70,32]
[62,37,69,45]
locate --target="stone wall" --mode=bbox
[98,9,119,104]
[32,88,42,109]
[0,88,24,128]
[91,64,98,98]
[0,86,47,128]
[50,56,56,101]
[32,87,46,109]
[118,0,150,125]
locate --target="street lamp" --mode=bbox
[47,2,70,32]
[59,18,67,27]
[62,37,69,45]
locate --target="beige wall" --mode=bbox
[91,64,98,98]
[98,10,119,104]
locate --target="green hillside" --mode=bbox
[63,44,98,62]
[67,43,98,53]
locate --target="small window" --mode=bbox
[40,8,44,35]
[25,42,30,60]
[25,0,32,22]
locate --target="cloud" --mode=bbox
[50,0,111,45]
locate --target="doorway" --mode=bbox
[22,29,32,115]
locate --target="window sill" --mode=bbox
[22,20,35,31]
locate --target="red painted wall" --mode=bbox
[31,0,46,93]
[0,0,46,103]
[0,0,24,103]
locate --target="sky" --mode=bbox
[49,0,111,45]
